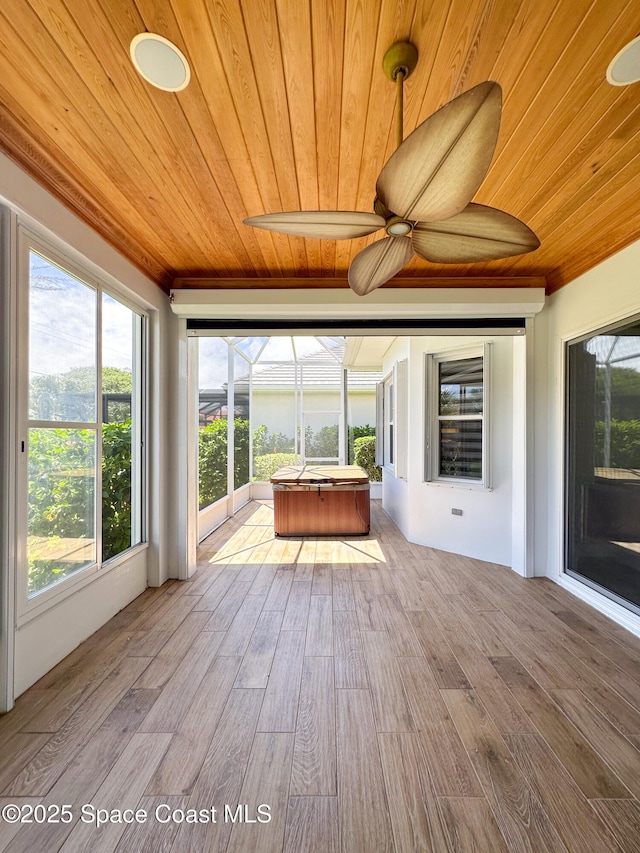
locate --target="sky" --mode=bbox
[29,253,134,384]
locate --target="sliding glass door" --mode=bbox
[24,243,144,601]
[566,318,640,612]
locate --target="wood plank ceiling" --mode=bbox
[0,0,639,294]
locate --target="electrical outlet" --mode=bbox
[451,508,463,516]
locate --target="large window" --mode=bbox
[427,350,487,485]
[566,318,640,613]
[25,247,144,599]
[101,292,142,562]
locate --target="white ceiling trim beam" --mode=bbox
[170,287,546,320]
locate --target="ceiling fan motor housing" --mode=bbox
[385,215,414,236]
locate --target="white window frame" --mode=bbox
[395,358,408,480]
[16,230,148,622]
[376,362,408,477]
[425,344,491,488]
[383,371,394,470]
[375,380,384,468]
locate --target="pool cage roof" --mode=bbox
[198,335,383,429]
[223,336,346,365]
[586,321,640,368]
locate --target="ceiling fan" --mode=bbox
[244,42,539,296]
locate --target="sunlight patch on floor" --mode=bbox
[209,533,385,566]
[205,500,386,565]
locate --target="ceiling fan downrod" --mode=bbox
[382,41,418,149]
[395,70,404,149]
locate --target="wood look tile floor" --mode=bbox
[2,500,640,852]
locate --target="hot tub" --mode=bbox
[270,465,370,536]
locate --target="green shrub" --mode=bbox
[28,428,95,540]
[306,424,339,458]
[234,418,250,488]
[253,425,294,456]
[595,419,640,469]
[198,418,251,508]
[28,422,133,593]
[198,418,249,507]
[348,424,375,463]
[354,435,382,481]
[253,453,297,481]
[102,421,132,561]
[198,420,227,509]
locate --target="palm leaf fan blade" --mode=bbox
[348,236,414,296]
[412,203,540,263]
[376,81,502,223]
[243,210,385,240]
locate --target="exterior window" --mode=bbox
[427,351,487,485]
[384,374,394,466]
[101,292,142,562]
[26,248,144,599]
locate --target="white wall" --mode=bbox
[380,338,411,538]
[0,152,178,699]
[534,239,640,636]
[381,335,519,566]
[347,388,377,429]
[251,388,299,447]
[251,386,375,443]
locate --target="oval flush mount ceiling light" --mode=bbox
[130,33,191,92]
[606,34,640,86]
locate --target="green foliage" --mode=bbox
[252,425,294,455]
[306,424,339,458]
[251,424,296,480]
[28,422,133,594]
[354,435,382,481]
[234,418,250,488]
[252,424,267,456]
[595,366,640,421]
[439,388,458,415]
[198,418,251,509]
[198,419,228,509]
[348,424,375,463]
[102,421,132,561]
[595,419,640,469]
[102,366,134,393]
[29,365,132,421]
[252,423,378,476]
[28,428,95,539]
[253,453,297,481]
[595,365,640,395]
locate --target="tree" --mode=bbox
[30,365,133,421]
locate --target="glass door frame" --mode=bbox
[564,312,640,616]
[16,228,148,623]
[299,363,347,465]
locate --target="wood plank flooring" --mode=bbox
[2,500,640,852]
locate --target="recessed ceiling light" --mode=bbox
[606,34,640,86]
[130,33,191,92]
